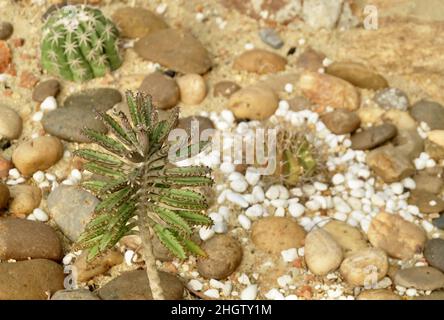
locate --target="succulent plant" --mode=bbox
[264,123,326,187]
[73,91,214,299]
[41,5,122,82]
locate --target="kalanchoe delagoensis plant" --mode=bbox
[41,5,122,82]
[73,91,214,300]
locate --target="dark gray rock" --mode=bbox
[424,239,444,273]
[410,100,444,130]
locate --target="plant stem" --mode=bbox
[138,214,165,300]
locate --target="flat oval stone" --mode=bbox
[112,7,168,39]
[134,29,212,74]
[394,266,444,291]
[0,218,62,261]
[233,49,287,74]
[408,190,444,214]
[351,124,397,150]
[0,259,64,300]
[411,100,444,130]
[326,62,389,90]
[139,71,180,109]
[213,81,241,98]
[321,110,361,135]
[98,270,184,300]
[413,172,443,195]
[32,79,60,102]
[42,106,107,142]
[64,88,122,112]
[424,239,444,272]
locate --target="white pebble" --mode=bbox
[240,285,258,300]
[226,191,249,208]
[9,168,20,179]
[32,111,44,122]
[230,179,248,193]
[284,83,293,93]
[390,182,404,195]
[402,177,416,190]
[220,162,235,174]
[26,214,37,221]
[156,3,167,15]
[274,207,285,217]
[188,279,203,291]
[252,186,265,202]
[332,173,345,185]
[288,203,305,218]
[32,208,48,222]
[32,171,45,183]
[199,226,215,241]
[265,288,285,300]
[238,214,251,230]
[204,289,220,299]
[245,167,261,186]
[245,204,264,218]
[40,96,57,111]
[124,250,135,266]
[277,275,292,287]
[265,185,280,200]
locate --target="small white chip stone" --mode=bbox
[240,284,258,300]
[238,214,251,230]
[32,208,49,222]
[281,248,298,262]
[188,279,203,291]
[40,96,57,111]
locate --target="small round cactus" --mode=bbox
[41,5,122,82]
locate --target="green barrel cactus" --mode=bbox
[41,5,122,82]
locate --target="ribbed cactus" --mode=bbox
[41,5,122,82]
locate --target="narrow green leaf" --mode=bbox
[126,91,141,127]
[82,128,127,155]
[153,224,186,260]
[95,187,133,212]
[84,162,125,179]
[74,149,123,166]
[175,211,213,226]
[152,206,192,234]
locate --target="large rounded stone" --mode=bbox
[12,136,63,176]
[63,88,122,112]
[340,248,388,287]
[139,71,180,109]
[0,218,62,261]
[252,217,306,254]
[0,259,64,300]
[97,270,184,300]
[47,186,99,241]
[304,228,343,276]
[8,185,42,215]
[323,220,368,256]
[299,71,360,111]
[228,85,278,120]
[112,7,168,39]
[367,212,427,260]
[394,266,444,291]
[197,235,243,280]
[134,29,212,74]
[32,79,60,102]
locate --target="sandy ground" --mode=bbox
[1,0,444,299]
